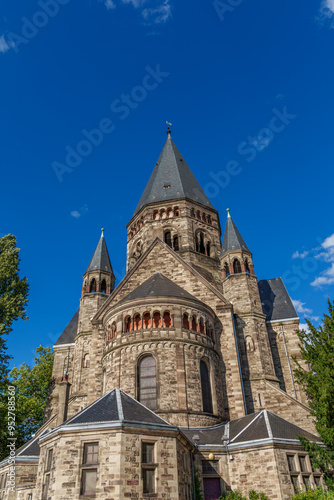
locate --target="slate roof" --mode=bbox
[54,310,79,346]
[2,428,51,461]
[86,232,113,274]
[258,278,298,322]
[133,133,213,216]
[221,213,250,255]
[119,272,201,304]
[62,389,173,428]
[181,410,319,447]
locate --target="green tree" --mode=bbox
[0,346,54,460]
[293,300,334,488]
[0,234,29,385]
[291,487,334,500]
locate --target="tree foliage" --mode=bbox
[0,234,29,385]
[218,490,270,500]
[293,300,334,488]
[291,487,334,500]
[0,346,54,460]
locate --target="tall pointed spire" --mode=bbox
[221,210,250,255]
[133,133,213,216]
[86,229,113,273]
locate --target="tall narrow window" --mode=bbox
[163,311,171,327]
[224,263,229,277]
[101,279,107,293]
[134,313,141,331]
[164,231,172,248]
[173,235,179,251]
[153,311,161,328]
[42,473,50,500]
[245,259,250,273]
[138,356,157,410]
[183,313,189,330]
[199,233,205,254]
[200,360,213,413]
[233,259,241,274]
[89,278,96,293]
[206,242,211,257]
[191,316,197,331]
[125,316,132,333]
[81,470,97,496]
[143,312,151,329]
[142,442,156,494]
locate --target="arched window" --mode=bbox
[161,210,167,219]
[206,242,211,257]
[82,354,90,368]
[196,210,201,219]
[163,311,171,328]
[153,311,161,328]
[89,279,96,293]
[191,208,195,218]
[143,312,151,329]
[173,235,179,251]
[134,313,141,331]
[101,279,107,294]
[208,215,212,225]
[111,321,117,338]
[138,356,157,410]
[245,259,250,273]
[200,360,213,413]
[153,210,159,220]
[125,316,132,333]
[199,233,205,254]
[174,207,180,216]
[191,316,197,331]
[224,262,229,277]
[183,313,189,330]
[164,231,172,248]
[233,259,241,274]
[199,318,204,334]
[167,208,173,218]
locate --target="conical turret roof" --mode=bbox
[133,133,213,216]
[85,230,113,274]
[221,210,250,255]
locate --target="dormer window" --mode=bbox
[163,184,171,189]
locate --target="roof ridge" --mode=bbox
[63,389,116,426]
[229,412,263,444]
[115,388,124,421]
[263,409,273,439]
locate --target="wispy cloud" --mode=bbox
[292,299,319,322]
[105,0,116,9]
[0,35,10,54]
[311,233,334,287]
[299,323,310,334]
[292,250,309,259]
[102,0,172,24]
[142,0,172,24]
[70,204,89,219]
[319,0,334,26]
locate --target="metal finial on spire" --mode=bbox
[101,228,105,237]
[166,121,172,136]
[226,208,231,218]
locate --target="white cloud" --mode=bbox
[321,0,334,15]
[142,0,172,23]
[0,35,10,54]
[103,0,172,24]
[71,210,81,219]
[105,0,116,8]
[292,299,313,315]
[292,250,309,259]
[311,233,334,287]
[70,204,89,219]
[299,323,310,334]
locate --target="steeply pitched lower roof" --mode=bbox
[258,278,298,322]
[54,310,79,346]
[181,410,319,447]
[119,272,201,304]
[133,134,213,216]
[86,232,113,274]
[63,388,172,427]
[221,213,250,255]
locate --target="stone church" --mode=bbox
[0,130,324,500]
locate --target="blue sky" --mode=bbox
[1,0,334,369]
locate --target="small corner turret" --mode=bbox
[82,229,115,296]
[220,209,254,279]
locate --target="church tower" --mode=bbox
[70,230,115,411]
[126,129,222,284]
[220,210,280,413]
